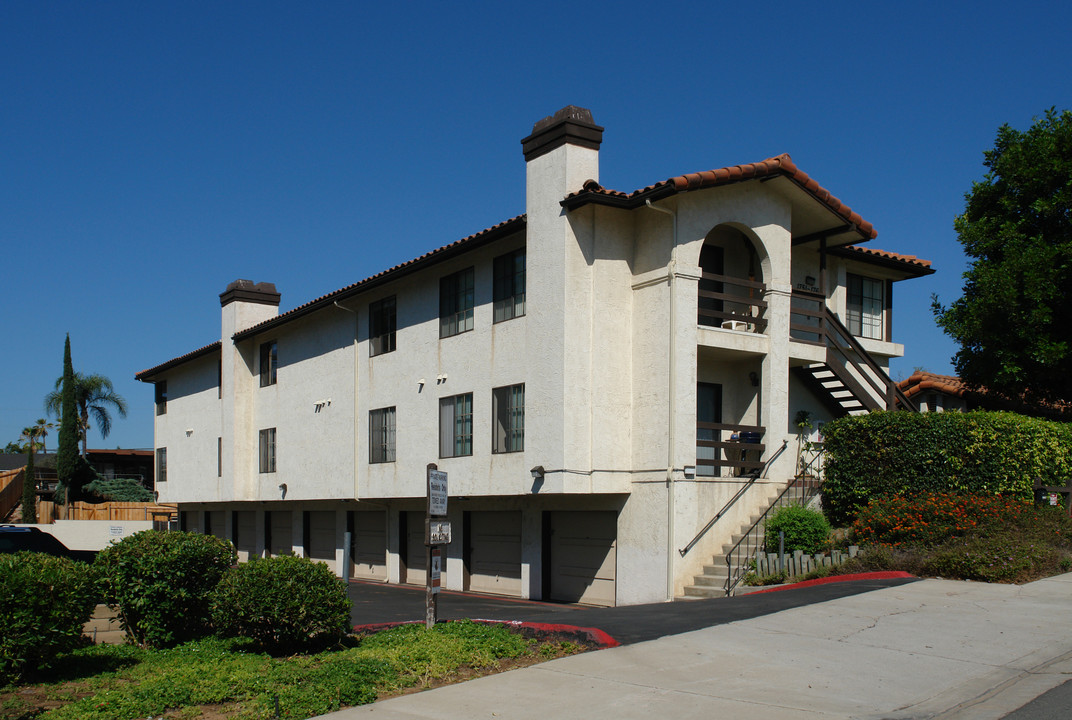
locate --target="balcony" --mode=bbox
[698,272,768,333]
[696,422,766,477]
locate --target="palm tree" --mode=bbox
[19,427,43,452]
[45,372,128,455]
[31,418,54,454]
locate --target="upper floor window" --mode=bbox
[259,428,276,473]
[156,447,167,483]
[369,407,396,463]
[217,437,222,478]
[439,393,473,457]
[369,296,397,356]
[155,381,167,416]
[440,267,475,338]
[493,249,526,323]
[847,274,884,340]
[492,384,524,453]
[259,341,278,387]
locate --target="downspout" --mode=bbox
[646,198,678,602]
[335,301,360,500]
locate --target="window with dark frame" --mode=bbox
[492,384,524,453]
[439,267,475,337]
[439,393,473,457]
[259,428,276,473]
[847,273,884,340]
[155,381,167,415]
[369,407,396,463]
[156,447,167,483]
[259,340,277,387]
[493,249,526,323]
[217,436,222,478]
[369,296,397,356]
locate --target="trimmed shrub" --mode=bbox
[822,410,1072,524]
[83,476,154,502]
[210,554,351,653]
[764,505,831,555]
[96,530,236,648]
[0,551,99,683]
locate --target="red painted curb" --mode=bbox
[745,570,915,595]
[352,619,620,648]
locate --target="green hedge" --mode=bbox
[0,552,99,683]
[822,410,1072,525]
[764,506,831,554]
[211,554,351,653]
[96,531,237,648]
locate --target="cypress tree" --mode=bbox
[56,334,80,503]
[21,445,37,523]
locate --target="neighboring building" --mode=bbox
[136,106,933,605]
[897,370,1070,420]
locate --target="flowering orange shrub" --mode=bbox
[851,493,1033,548]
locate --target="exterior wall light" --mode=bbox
[530,465,545,480]
[278,483,287,499]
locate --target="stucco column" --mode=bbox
[762,286,794,479]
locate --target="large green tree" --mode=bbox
[934,108,1072,407]
[45,371,128,456]
[55,335,81,503]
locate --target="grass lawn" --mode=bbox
[0,620,587,720]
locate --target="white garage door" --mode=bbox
[549,511,616,606]
[466,511,522,597]
[350,511,387,581]
[404,511,426,586]
[307,510,336,572]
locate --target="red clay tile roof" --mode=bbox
[830,245,934,276]
[231,215,526,342]
[562,153,878,240]
[135,341,221,382]
[897,371,969,400]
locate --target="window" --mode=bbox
[847,274,884,340]
[440,267,475,337]
[493,249,526,323]
[155,381,167,416]
[369,407,396,463]
[259,428,276,473]
[217,437,222,478]
[439,393,473,457]
[369,296,397,356]
[259,341,277,387]
[492,384,525,453]
[156,447,167,484]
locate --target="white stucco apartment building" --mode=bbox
[136,107,932,606]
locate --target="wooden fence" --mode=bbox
[0,468,25,521]
[37,501,178,524]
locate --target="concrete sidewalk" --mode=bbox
[320,573,1072,719]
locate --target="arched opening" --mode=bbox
[697,225,768,333]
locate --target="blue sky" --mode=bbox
[2,1,1069,451]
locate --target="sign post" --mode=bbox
[426,464,450,628]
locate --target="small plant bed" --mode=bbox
[833,493,1072,583]
[0,620,590,720]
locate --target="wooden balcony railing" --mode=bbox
[696,422,766,476]
[698,272,768,332]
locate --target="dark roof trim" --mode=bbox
[561,154,878,241]
[231,215,526,342]
[829,245,935,277]
[135,341,221,382]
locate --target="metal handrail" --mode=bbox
[679,439,788,558]
[723,473,823,596]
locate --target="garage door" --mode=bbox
[307,511,336,572]
[234,511,256,562]
[403,511,426,585]
[349,511,387,581]
[548,511,616,606]
[206,510,227,541]
[466,511,521,596]
[268,511,292,557]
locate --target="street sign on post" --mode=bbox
[425,463,450,628]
